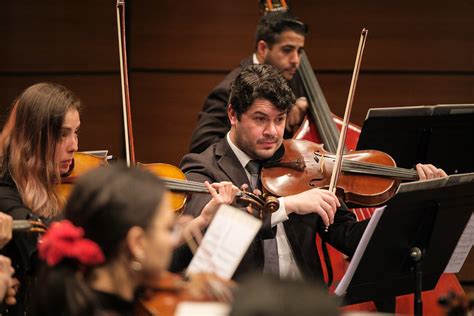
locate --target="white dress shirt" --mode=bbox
[226,133,302,279]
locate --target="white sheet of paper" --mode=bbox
[175,302,230,316]
[334,206,386,296]
[81,150,109,157]
[186,204,262,280]
[445,212,474,273]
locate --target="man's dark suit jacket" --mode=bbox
[174,138,368,284]
[188,56,306,154]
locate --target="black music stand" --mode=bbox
[335,173,474,316]
[356,104,474,175]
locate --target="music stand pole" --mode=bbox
[410,247,423,316]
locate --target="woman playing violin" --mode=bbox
[34,164,236,316]
[0,82,81,315]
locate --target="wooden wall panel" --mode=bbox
[130,73,223,165]
[130,1,258,70]
[0,0,118,72]
[0,76,124,158]
[130,0,474,72]
[317,73,474,126]
[294,1,474,71]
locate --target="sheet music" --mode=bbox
[175,302,230,316]
[81,150,113,161]
[81,150,108,157]
[397,176,449,193]
[395,172,474,194]
[186,204,262,279]
[445,212,474,273]
[334,206,386,296]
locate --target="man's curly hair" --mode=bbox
[229,64,296,119]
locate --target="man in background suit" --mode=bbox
[188,12,309,154]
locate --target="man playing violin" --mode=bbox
[178,64,447,283]
[188,11,309,154]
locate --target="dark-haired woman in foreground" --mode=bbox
[34,164,236,315]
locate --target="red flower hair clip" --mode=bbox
[38,220,105,267]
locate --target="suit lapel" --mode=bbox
[215,139,250,188]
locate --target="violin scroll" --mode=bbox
[239,190,280,219]
[12,220,47,233]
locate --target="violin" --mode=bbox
[57,152,108,200]
[139,163,279,215]
[262,138,419,207]
[12,219,47,233]
[135,272,234,316]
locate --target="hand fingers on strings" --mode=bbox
[218,182,239,204]
[204,181,219,200]
[416,163,444,180]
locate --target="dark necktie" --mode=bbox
[245,160,261,191]
[245,160,279,276]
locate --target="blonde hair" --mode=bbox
[0,83,81,217]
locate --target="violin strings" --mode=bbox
[161,178,209,193]
[161,178,244,198]
[302,154,418,180]
[343,161,418,179]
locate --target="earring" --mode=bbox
[130,260,142,272]
[130,252,144,272]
